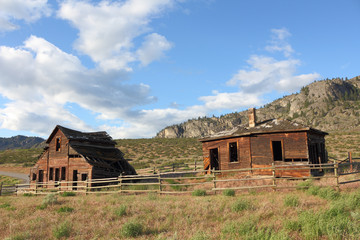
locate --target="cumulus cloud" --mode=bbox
[0,0,52,31]
[137,33,173,66]
[0,36,156,136]
[57,0,174,71]
[265,28,294,57]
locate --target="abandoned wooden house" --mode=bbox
[30,125,136,186]
[199,108,328,177]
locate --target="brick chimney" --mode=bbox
[248,108,256,128]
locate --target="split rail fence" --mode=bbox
[1,157,360,196]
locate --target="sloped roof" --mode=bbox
[46,125,136,175]
[199,119,328,142]
[46,125,116,145]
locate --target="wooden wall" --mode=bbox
[201,137,251,171]
[30,128,93,184]
[202,131,312,172]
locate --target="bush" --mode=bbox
[60,191,76,197]
[231,199,254,212]
[121,221,143,237]
[57,206,74,213]
[53,221,72,239]
[42,193,58,206]
[114,205,127,217]
[284,195,300,207]
[296,180,313,191]
[192,189,207,196]
[23,193,34,197]
[318,187,340,201]
[223,189,235,197]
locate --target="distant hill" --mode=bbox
[156,76,360,138]
[0,135,45,151]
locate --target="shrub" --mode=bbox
[121,221,143,237]
[57,206,74,213]
[307,185,321,196]
[23,193,34,197]
[223,189,235,197]
[296,180,313,191]
[192,189,206,196]
[60,191,76,197]
[284,195,300,207]
[114,205,127,217]
[53,221,72,239]
[318,187,340,201]
[231,198,254,212]
[42,193,58,206]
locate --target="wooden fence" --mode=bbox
[2,159,360,196]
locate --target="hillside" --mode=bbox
[0,135,45,151]
[156,76,360,138]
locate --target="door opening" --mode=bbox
[72,170,78,190]
[272,141,283,161]
[210,148,219,170]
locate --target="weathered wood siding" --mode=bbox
[202,137,251,170]
[251,132,308,165]
[31,128,92,183]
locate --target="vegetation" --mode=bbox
[2,185,360,239]
[0,175,21,185]
[0,148,43,166]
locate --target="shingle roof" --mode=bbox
[199,119,328,142]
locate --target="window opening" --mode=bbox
[61,167,66,181]
[81,173,88,181]
[32,173,37,181]
[56,137,61,152]
[72,170,78,190]
[49,167,54,181]
[272,141,283,161]
[229,142,238,162]
[55,168,60,181]
[38,170,44,183]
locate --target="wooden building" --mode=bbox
[30,125,136,185]
[199,108,328,177]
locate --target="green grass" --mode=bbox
[0,175,21,185]
[121,221,144,238]
[192,189,207,196]
[0,148,42,165]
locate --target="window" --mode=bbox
[55,137,61,152]
[81,173,88,181]
[229,142,238,162]
[49,167,54,180]
[61,167,66,180]
[32,173,37,181]
[272,141,283,161]
[55,168,60,181]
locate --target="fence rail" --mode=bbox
[1,158,360,196]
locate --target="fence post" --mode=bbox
[119,174,122,194]
[334,162,340,191]
[349,152,353,172]
[213,167,217,195]
[35,181,38,195]
[172,164,175,172]
[194,160,197,171]
[272,163,276,191]
[158,171,162,195]
[0,182,2,196]
[85,179,88,195]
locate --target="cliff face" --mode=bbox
[156,76,360,138]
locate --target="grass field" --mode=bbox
[1,180,360,239]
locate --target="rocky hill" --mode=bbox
[0,135,45,151]
[156,76,360,138]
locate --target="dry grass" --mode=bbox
[2,182,360,240]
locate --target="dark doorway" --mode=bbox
[210,148,219,170]
[55,168,60,181]
[272,141,283,161]
[38,170,44,183]
[72,170,78,190]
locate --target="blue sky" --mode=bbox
[0,0,359,139]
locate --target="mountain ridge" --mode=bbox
[156,76,360,138]
[0,135,45,151]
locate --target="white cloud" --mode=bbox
[265,28,294,57]
[137,33,173,66]
[57,0,174,71]
[0,0,52,31]
[0,36,156,136]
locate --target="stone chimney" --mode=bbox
[248,108,256,128]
